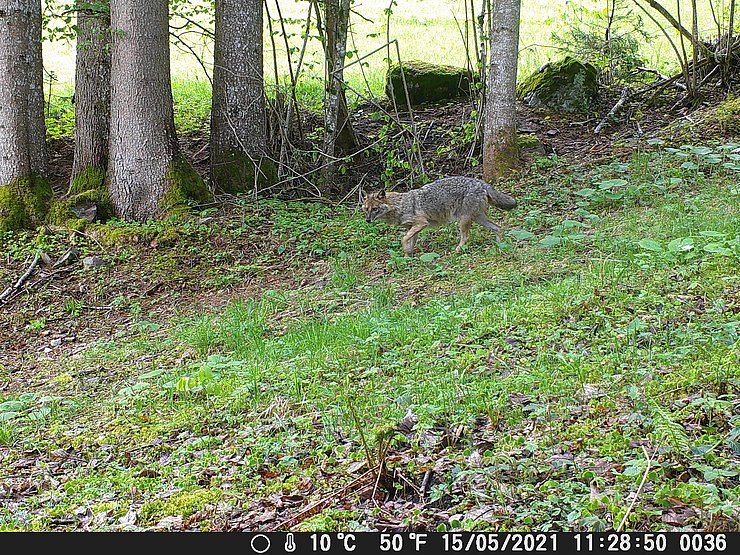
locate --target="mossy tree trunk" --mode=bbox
[322,0,357,168]
[209,0,275,195]
[70,1,111,193]
[482,0,521,183]
[107,0,210,221]
[0,0,51,231]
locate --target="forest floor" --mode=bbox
[1,89,739,532]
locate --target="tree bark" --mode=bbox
[210,0,274,194]
[323,0,357,163]
[107,0,208,221]
[482,0,521,183]
[70,1,111,192]
[0,0,50,231]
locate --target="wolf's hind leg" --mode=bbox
[475,214,503,241]
[456,216,474,252]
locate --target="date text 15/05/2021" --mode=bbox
[304,532,731,554]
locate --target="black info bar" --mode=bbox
[3,532,736,555]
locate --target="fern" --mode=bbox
[648,398,691,455]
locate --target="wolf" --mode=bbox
[361,176,517,255]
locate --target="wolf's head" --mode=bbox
[361,189,391,223]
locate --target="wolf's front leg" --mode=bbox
[401,222,428,255]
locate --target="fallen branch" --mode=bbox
[594,88,629,134]
[269,467,378,531]
[636,66,687,90]
[616,445,653,532]
[0,253,40,303]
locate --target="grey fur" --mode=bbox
[362,176,517,254]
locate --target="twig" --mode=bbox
[636,66,687,90]
[420,469,434,498]
[594,88,629,134]
[616,445,653,532]
[0,253,40,303]
[269,468,377,531]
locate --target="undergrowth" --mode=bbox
[0,141,738,532]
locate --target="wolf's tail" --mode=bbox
[486,185,517,210]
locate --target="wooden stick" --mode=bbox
[268,467,377,531]
[594,88,629,134]
[0,252,40,303]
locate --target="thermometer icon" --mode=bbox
[285,532,296,552]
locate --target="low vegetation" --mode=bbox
[1,134,738,531]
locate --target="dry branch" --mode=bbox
[594,88,629,134]
[0,253,40,303]
[268,467,378,531]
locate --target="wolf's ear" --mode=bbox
[359,189,367,202]
[377,189,386,199]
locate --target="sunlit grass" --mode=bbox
[42,0,728,108]
[1,141,738,530]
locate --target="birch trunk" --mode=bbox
[323,0,357,164]
[482,0,521,183]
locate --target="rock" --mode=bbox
[517,133,545,154]
[517,56,599,113]
[82,256,106,270]
[71,200,98,222]
[386,60,477,107]
[54,247,79,268]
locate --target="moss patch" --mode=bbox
[138,488,224,525]
[210,150,277,195]
[713,95,740,135]
[153,226,182,248]
[0,187,29,232]
[163,155,213,212]
[85,223,156,247]
[662,94,740,143]
[385,60,477,107]
[517,133,543,151]
[517,56,599,113]
[0,173,52,232]
[69,166,106,196]
[47,166,113,229]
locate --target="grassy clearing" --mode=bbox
[41,0,730,127]
[1,141,738,531]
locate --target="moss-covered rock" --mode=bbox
[660,94,740,144]
[210,150,277,195]
[47,166,113,230]
[714,95,740,136]
[517,56,599,113]
[0,173,52,232]
[163,155,214,212]
[386,60,477,107]
[517,133,545,153]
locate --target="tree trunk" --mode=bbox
[482,0,521,183]
[70,1,111,194]
[0,0,51,231]
[107,0,209,221]
[210,0,275,195]
[323,0,357,163]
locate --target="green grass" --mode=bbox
[41,0,734,136]
[1,140,738,531]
